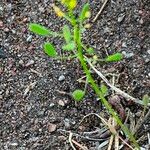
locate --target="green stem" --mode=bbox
[53,54,77,60]
[74,25,139,149]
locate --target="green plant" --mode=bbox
[29,0,139,148]
[72,89,85,101]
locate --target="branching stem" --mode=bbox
[74,23,139,149]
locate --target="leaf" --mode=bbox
[44,42,57,57]
[100,84,108,95]
[63,25,71,43]
[62,41,75,51]
[142,94,150,107]
[79,3,90,23]
[29,23,52,36]
[86,47,94,54]
[106,53,123,62]
[72,89,85,101]
[61,0,77,10]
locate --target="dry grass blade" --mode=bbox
[115,135,119,150]
[57,129,104,141]
[69,132,76,150]
[98,140,109,149]
[72,139,88,150]
[79,113,108,128]
[92,0,109,23]
[119,136,134,150]
[85,57,150,106]
[23,81,37,98]
[107,135,114,150]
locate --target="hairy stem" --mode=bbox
[74,24,139,149]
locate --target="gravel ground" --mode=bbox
[0,0,150,149]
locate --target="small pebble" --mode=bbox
[49,103,55,108]
[145,58,150,63]
[58,100,65,107]
[38,110,45,117]
[0,21,3,28]
[4,28,9,32]
[10,142,18,146]
[39,7,44,12]
[147,50,150,55]
[25,60,35,67]
[0,6,3,12]
[118,13,126,23]
[0,95,3,99]
[64,118,71,129]
[103,27,111,33]
[58,136,67,141]
[19,60,24,65]
[139,18,144,24]
[47,123,57,133]
[122,42,127,48]
[122,51,134,58]
[58,75,65,81]
[26,35,32,42]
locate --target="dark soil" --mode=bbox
[0,0,150,149]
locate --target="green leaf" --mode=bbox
[62,41,75,51]
[79,3,90,23]
[142,94,150,107]
[44,42,57,57]
[29,23,52,36]
[106,53,123,62]
[72,89,85,101]
[86,47,95,54]
[101,84,108,95]
[63,25,71,43]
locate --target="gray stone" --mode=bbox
[58,75,65,81]
[118,13,126,23]
[122,51,134,58]
[147,50,150,55]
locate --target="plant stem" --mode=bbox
[74,24,139,149]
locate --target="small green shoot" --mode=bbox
[62,41,75,51]
[29,1,140,148]
[72,89,85,101]
[142,94,150,107]
[101,84,108,96]
[106,53,123,62]
[44,42,57,57]
[142,94,150,114]
[86,47,95,54]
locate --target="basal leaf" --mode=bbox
[72,89,85,101]
[106,53,123,62]
[62,41,75,51]
[44,42,57,57]
[63,25,71,43]
[29,23,52,36]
